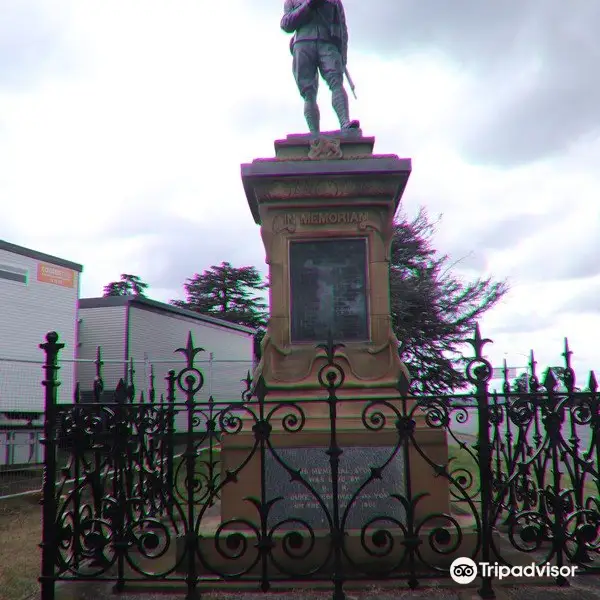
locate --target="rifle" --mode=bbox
[344,66,357,100]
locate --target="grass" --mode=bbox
[0,493,42,600]
[446,439,599,511]
[174,446,222,504]
[0,448,220,600]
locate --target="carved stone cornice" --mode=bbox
[253,177,401,202]
[242,154,411,224]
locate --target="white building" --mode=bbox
[77,296,256,427]
[0,240,82,416]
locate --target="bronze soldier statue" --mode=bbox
[281,0,360,137]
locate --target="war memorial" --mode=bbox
[34,2,599,599]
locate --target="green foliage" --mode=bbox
[510,367,581,393]
[172,261,268,330]
[511,372,529,394]
[391,209,508,394]
[103,274,149,297]
[253,328,267,361]
[549,366,580,391]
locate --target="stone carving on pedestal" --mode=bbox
[308,137,343,160]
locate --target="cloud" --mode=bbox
[0,1,78,89]
[488,312,557,336]
[215,0,600,165]
[498,210,600,283]
[348,0,537,61]
[1,0,599,379]
[482,310,600,380]
[444,210,564,271]
[562,277,600,315]
[337,0,600,165]
[101,207,267,299]
[229,97,299,137]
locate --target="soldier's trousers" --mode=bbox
[292,40,344,100]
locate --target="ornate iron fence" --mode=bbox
[38,327,599,600]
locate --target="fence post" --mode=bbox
[166,371,177,519]
[208,352,214,398]
[39,332,65,600]
[319,331,345,600]
[469,325,495,599]
[91,346,105,567]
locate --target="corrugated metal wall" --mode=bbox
[128,304,254,431]
[0,249,79,411]
[76,306,128,393]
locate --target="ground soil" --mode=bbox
[0,493,42,600]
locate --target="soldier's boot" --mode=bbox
[304,99,321,137]
[332,86,360,130]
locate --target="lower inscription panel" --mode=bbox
[265,446,407,530]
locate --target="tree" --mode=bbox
[510,367,582,394]
[549,366,581,392]
[511,372,529,394]
[103,274,149,297]
[391,209,508,395]
[512,370,559,394]
[172,262,268,330]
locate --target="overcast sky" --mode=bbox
[1,0,598,380]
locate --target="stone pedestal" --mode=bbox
[178,132,466,577]
[243,131,411,399]
[220,429,451,528]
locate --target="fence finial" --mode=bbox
[175,331,205,368]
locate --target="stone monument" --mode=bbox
[213,132,457,571]
[180,0,474,578]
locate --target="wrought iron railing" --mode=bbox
[37,328,599,600]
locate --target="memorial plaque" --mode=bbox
[265,446,406,530]
[289,239,369,342]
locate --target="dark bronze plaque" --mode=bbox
[265,446,407,530]
[289,239,368,342]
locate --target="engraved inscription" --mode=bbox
[265,446,407,530]
[283,213,296,227]
[254,178,398,201]
[289,239,368,343]
[281,211,368,227]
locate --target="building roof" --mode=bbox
[0,239,83,272]
[79,295,257,335]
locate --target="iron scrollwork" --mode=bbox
[38,326,599,600]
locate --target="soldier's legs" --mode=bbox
[318,43,359,130]
[292,42,320,135]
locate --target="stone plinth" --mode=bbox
[220,429,450,527]
[181,132,457,575]
[176,427,472,577]
[241,132,411,398]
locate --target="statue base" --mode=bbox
[242,132,411,392]
[173,426,482,577]
[291,124,363,141]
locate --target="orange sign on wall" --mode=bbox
[37,262,76,288]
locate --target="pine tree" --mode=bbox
[103,274,149,297]
[172,262,267,329]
